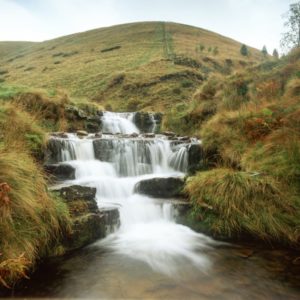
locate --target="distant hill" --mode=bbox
[0,22,264,111]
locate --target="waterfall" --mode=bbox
[47,116,214,276]
[101,112,139,134]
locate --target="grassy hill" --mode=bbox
[0,21,264,111]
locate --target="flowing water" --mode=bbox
[7,112,300,299]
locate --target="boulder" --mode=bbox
[134,177,184,198]
[56,185,120,251]
[133,112,162,133]
[93,139,114,162]
[59,185,96,201]
[44,163,75,180]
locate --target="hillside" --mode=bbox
[0,22,264,111]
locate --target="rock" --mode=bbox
[134,177,184,198]
[130,132,139,138]
[99,207,121,234]
[96,110,104,117]
[171,201,192,222]
[133,112,162,133]
[77,130,88,136]
[44,163,75,181]
[59,185,96,201]
[178,136,191,142]
[95,132,102,138]
[93,139,114,162]
[85,121,101,133]
[162,131,176,137]
[187,143,203,174]
[56,185,120,251]
[50,132,68,138]
[143,133,155,138]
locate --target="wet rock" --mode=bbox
[99,207,121,234]
[143,133,155,138]
[134,177,184,198]
[44,163,75,181]
[50,132,68,138]
[95,132,102,138]
[56,185,120,251]
[85,121,101,133]
[133,112,162,133]
[130,132,139,138]
[178,136,191,142]
[93,139,114,162]
[187,143,203,174]
[162,131,176,137]
[59,185,96,201]
[45,138,76,164]
[77,130,88,136]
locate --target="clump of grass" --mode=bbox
[0,147,71,287]
[0,104,46,159]
[185,168,299,244]
[242,128,300,189]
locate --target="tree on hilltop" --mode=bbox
[240,44,249,56]
[272,48,279,58]
[262,45,268,56]
[281,1,300,51]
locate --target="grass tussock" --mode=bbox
[0,147,71,287]
[185,168,299,244]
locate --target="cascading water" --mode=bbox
[101,112,139,134]
[48,113,216,277]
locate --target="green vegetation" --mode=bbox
[0,99,72,287]
[0,22,263,112]
[184,48,300,246]
[185,169,298,243]
[0,20,299,287]
[240,44,249,56]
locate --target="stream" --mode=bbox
[7,112,300,299]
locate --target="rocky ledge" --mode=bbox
[134,177,185,198]
[54,185,120,251]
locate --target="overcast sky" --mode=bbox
[0,0,295,53]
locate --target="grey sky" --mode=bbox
[0,0,295,53]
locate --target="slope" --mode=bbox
[0,22,264,111]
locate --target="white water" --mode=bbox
[101,112,139,134]
[49,115,216,276]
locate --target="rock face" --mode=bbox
[93,139,114,162]
[187,143,203,174]
[44,164,75,181]
[133,112,162,133]
[65,106,102,133]
[134,177,184,198]
[56,185,120,251]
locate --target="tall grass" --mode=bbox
[0,146,71,287]
[185,168,299,244]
